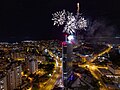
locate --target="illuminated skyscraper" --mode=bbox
[62,41,73,88]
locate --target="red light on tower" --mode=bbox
[63,33,68,42]
[62,41,67,46]
[63,33,68,37]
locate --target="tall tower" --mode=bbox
[76,2,86,43]
[76,2,82,43]
[77,3,80,14]
[62,41,73,88]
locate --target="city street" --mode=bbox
[78,44,112,90]
[40,50,62,90]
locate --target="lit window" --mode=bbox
[0,80,3,84]
[1,85,3,89]
[17,66,20,69]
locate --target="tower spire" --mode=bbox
[77,3,80,13]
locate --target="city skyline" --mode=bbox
[0,40,120,90]
[0,1,120,89]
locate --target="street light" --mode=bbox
[49,74,52,77]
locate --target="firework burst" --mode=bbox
[52,3,87,34]
[52,10,66,26]
[63,12,76,34]
[76,17,87,30]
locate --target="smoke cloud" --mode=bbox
[85,18,120,43]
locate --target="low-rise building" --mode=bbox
[108,65,120,75]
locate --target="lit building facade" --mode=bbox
[6,62,22,90]
[0,72,7,90]
[14,65,22,88]
[29,59,38,74]
[11,51,25,60]
[62,42,73,87]
[25,56,38,74]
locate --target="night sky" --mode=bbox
[0,0,120,42]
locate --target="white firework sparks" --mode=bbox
[52,10,66,26]
[76,17,87,30]
[52,9,87,34]
[63,12,76,34]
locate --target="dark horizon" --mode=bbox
[1,0,120,42]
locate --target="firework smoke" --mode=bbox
[86,19,120,43]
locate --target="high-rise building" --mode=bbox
[6,62,22,90]
[0,71,7,90]
[7,69,15,90]
[25,56,38,74]
[29,59,38,74]
[62,42,73,88]
[14,65,22,88]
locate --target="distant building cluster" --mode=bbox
[0,40,61,90]
[0,61,22,90]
